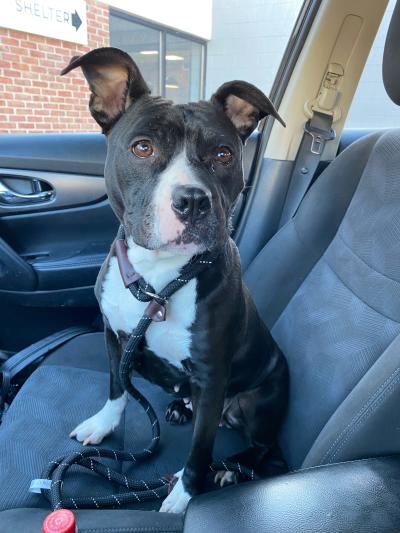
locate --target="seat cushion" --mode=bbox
[43,331,109,372]
[0,333,246,511]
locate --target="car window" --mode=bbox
[0,0,304,133]
[346,0,400,128]
[205,0,303,98]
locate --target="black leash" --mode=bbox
[38,227,256,510]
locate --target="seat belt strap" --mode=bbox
[0,326,93,415]
[279,110,335,227]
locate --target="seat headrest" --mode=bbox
[383,0,400,105]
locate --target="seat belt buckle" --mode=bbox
[304,119,336,155]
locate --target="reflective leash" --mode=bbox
[39,227,256,510]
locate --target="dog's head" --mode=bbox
[62,47,285,254]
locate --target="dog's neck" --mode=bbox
[126,237,196,292]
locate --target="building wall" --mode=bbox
[205,0,303,98]
[103,0,212,40]
[0,0,109,134]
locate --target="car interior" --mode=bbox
[1,0,400,531]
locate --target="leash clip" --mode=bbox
[142,289,166,301]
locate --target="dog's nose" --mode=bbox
[171,186,211,222]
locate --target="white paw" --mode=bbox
[70,394,128,446]
[214,470,238,487]
[159,469,192,513]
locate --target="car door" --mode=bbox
[0,132,118,352]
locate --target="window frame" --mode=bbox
[109,8,207,100]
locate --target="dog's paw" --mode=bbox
[70,395,127,446]
[165,399,192,425]
[214,470,239,487]
[159,469,192,513]
[69,415,113,446]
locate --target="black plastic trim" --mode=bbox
[0,236,37,291]
[0,133,106,176]
[0,285,97,307]
[32,253,106,290]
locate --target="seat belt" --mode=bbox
[277,14,364,227]
[279,110,335,227]
[0,325,93,419]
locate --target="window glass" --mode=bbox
[110,15,161,95]
[0,0,305,133]
[346,0,400,128]
[165,34,203,103]
[205,0,304,97]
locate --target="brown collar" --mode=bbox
[114,238,141,288]
[114,238,167,322]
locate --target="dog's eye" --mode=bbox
[214,146,232,165]
[132,140,154,158]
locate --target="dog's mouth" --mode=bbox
[162,213,223,251]
[123,203,225,254]
[148,227,212,255]
[124,223,217,255]
[159,240,206,255]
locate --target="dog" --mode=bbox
[62,47,289,513]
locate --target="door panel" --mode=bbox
[1,200,117,291]
[0,133,106,175]
[0,133,113,352]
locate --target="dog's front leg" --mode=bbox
[160,374,227,513]
[70,326,128,445]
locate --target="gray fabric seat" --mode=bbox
[0,333,246,512]
[245,128,400,470]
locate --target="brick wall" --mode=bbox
[0,0,109,134]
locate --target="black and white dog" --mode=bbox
[63,47,288,513]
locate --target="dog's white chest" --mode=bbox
[100,254,197,369]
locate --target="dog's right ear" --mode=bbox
[61,47,150,133]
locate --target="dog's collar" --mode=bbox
[113,226,219,322]
[114,238,141,288]
[114,236,167,321]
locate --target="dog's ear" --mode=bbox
[61,47,150,133]
[211,81,285,142]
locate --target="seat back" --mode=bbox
[245,2,400,471]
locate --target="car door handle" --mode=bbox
[0,180,54,205]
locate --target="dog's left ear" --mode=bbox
[211,80,285,142]
[61,47,150,133]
